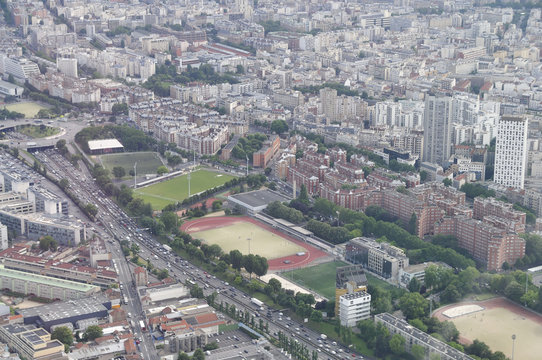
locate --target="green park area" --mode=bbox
[99,151,163,176]
[5,102,49,118]
[281,261,348,299]
[134,169,236,209]
[17,124,60,138]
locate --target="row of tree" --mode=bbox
[265,201,304,223]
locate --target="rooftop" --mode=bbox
[229,189,291,209]
[18,297,108,322]
[88,139,124,151]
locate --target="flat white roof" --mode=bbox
[88,138,124,151]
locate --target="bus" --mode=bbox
[139,320,146,332]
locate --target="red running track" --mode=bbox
[181,216,327,271]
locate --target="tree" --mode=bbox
[83,325,103,341]
[157,165,169,175]
[411,344,426,360]
[59,178,69,190]
[399,292,429,320]
[193,348,205,360]
[84,203,98,217]
[56,139,67,149]
[212,200,222,211]
[178,353,190,360]
[442,178,452,187]
[408,212,417,235]
[270,119,288,134]
[158,268,169,280]
[420,170,428,183]
[39,236,58,251]
[161,211,179,232]
[298,184,309,204]
[52,326,73,346]
[408,277,421,293]
[112,166,126,179]
[389,334,405,355]
[230,250,243,271]
[236,64,245,74]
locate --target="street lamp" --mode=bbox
[133,161,137,189]
[512,334,516,360]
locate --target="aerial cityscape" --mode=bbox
[0,0,541,359]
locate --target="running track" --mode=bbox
[181,216,328,271]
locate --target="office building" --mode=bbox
[339,291,371,327]
[494,115,528,189]
[0,324,66,360]
[423,96,453,165]
[375,313,474,360]
[0,56,40,82]
[345,237,409,281]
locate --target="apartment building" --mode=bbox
[0,324,66,360]
[434,216,525,270]
[0,222,7,251]
[0,266,100,301]
[339,291,371,327]
[494,115,528,189]
[473,197,526,233]
[375,313,474,360]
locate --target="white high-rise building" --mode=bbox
[0,222,7,251]
[339,291,371,327]
[56,58,78,78]
[494,115,528,189]
[423,96,453,165]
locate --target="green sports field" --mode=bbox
[100,152,163,175]
[5,102,48,118]
[134,169,236,210]
[281,261,348,299]
[192,221,305,259]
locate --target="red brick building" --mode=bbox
[434,216,525,270]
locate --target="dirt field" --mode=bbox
[181,216,328,270]
[434,297,542,360]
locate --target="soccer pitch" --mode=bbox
[100,152,163,175]
[281,261,348,299]
[134,169,236,210]
[5,102,48,118]
[191,220,305,259]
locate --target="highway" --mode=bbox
[32,148,365,360]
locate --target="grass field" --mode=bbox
[100,152,163,175]
[135,169,236,210]
[5,102,48,118]
[281,261,348,299]
[192,221,305,259]
[450,306,542,359]
[18,125,60,138]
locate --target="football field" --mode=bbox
[281,261,348,299]
[5,102,48,118]
[135,169,236,209]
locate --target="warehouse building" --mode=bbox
[0,266,99,302]
[18,297,109,332]
[228,189,291,215]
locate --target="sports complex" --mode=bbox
[181,216,328,271]
[433,297,542,360]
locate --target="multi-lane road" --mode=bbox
[32,148,365,360]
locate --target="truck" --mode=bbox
[163,244,172,252]
[251,297,264,308]
[320,334,327,340]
